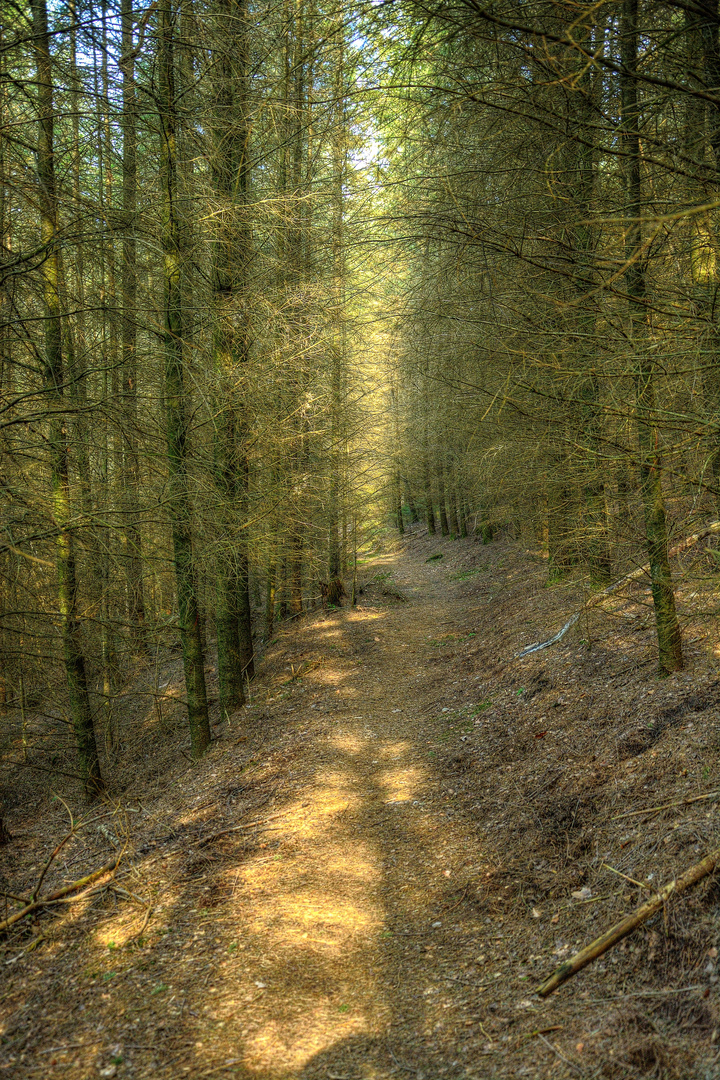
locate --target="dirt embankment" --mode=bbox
[1,528,719,1080]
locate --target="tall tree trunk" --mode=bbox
[31,0,103,796]
[286,0,309,619]
[437,458,450,536]
[621,0,683,675]
[693,2,720,514]
[569,14,613,578]
[120,0,147,652]
[158,0,211,754]
[210,0,252,717]
[424,454,436,534]
[95,2,119,748]
[328,16,347,580]
[265,557,276,641]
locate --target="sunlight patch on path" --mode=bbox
[231,762,387,1074]
[378,764,424,804]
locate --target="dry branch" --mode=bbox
[611,789,720,820]
[0,855,122,934]
[518,521,720,659]
[537,846,720,997]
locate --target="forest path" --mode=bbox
[219,539,506,1079]
[16,531,552,1080]
[15,528,719,1080]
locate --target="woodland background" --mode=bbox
[3,0,720,803]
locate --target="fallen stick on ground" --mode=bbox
[611,789,720,820]
[193,810,289,847]
[537,846,720,997]
[0,855,122,933]
[517,521,720,659]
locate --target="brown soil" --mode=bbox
[1,529,720,1079]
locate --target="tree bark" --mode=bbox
[211,0,257,717]
[621,0,683,675]
[159,0,211,756]
[32,0,103,797]
[120,0,147,652]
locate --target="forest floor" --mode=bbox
[1,527,720,1080]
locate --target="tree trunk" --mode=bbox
[31,0,103,797]
[328,20,347,580]
[159,0,211,755]
[621,0,683,675]
[210,0,258,716]
[689,2,720,515]
[437,460,450,536]
[119,0,147,653]
[424,456,436,534]
[568,19,613,579]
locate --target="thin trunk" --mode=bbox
[695,3,720,513]
[265,558,276,641]
[437,460,450,536]
[570,18,613,578]
[286,0,308,620]
[328,19,346,580]
[95,8,117,749]
[289,531,304,615]
[458,492,468,538]
[447,484,461,538]
[159,0,211,754]
[31,0,103,796]
[424,456,436,534]
[120,0,147,651]
[547,468,576,579]
[621,0,683,675]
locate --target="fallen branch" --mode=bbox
[5,932,45,965]
[611,789,720,820]
[0,855,122,934]
[192,810,288,847]
[537,846,720,997]
[517,521,720,659]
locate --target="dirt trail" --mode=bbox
[3,530,720,1080]
[214,546,502,1078]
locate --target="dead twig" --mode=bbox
[31,800,116,903]
[536,1033,585,1076]
[31,795,76,901]
[125,904,153,946]
[518,521,720,658]
[601,863,652,891]
[192,811,288,847]
[1,891,30,906]
[0,853,123,934]
[5,932,45,965]
[387,1045,416,1074]
[110,884,148,907]
[611,790,720,820]
[445,882,470,913]
[515,1026,563,1049]
[537,846,720,997]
